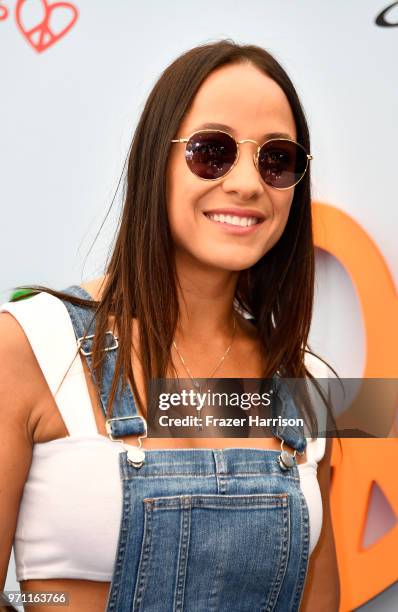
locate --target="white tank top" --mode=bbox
[1,292,329,582]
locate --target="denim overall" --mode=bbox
[61,285,309,612]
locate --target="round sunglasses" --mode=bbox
[171,129,313,190]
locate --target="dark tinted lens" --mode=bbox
[185,131,237,179]
[258,140,308,188]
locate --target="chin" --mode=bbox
[200,255,260,272]
[176,241,264,271]
[214,250,264,270]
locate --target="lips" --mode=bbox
[203,212,262,227]
[202,211,265,235]
[202,208,266,220]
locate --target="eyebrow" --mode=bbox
[192,122,295,141]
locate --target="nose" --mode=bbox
[221,141,264,200]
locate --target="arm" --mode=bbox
[0,312,36,592]
[300,433,341,611]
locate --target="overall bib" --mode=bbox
[62,286,310,612]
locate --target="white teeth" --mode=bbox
[205,213,260,227]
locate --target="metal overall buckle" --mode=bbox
[76,330,119,356]
[105,415,148,469]
[278,439,305,471]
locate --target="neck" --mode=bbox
[173,257,240,346]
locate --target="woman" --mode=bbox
[0,40,340,611]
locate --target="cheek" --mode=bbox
[276,198,293,231]
[272,190,294,222]
[166,174,208,244]
[167,150,214,221]
[166,156,188,232]
[261,193,294,250]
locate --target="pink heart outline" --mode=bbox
[15,0,78,53]
[0,2,9,21]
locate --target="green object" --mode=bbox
[10,288,36,301]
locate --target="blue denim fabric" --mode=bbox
[61,286,310,611]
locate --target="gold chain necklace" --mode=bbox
[172,313,237,430]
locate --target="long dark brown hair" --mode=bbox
[11,39,340,440]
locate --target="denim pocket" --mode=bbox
[132,493,290,612]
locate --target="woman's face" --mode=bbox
[166,61,297,272]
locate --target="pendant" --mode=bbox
[126,446,146,468]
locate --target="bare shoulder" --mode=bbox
[0,310,40,397]
[0,311,38,588]
[80,274,107,301]
[0,310,46,441]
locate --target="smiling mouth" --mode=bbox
[203,212,264,227]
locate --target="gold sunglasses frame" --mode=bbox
[171,129,313,190]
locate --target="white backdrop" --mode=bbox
[1,1,397,608]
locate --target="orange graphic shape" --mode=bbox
[313,202,398,611]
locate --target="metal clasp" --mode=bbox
[105,415,148,469]
[105,415,147,440]
[77,330,119,356]
[277,439,305,471]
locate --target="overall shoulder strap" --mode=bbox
[304,352,329,462]
[60,285,146,439]
[269,351,331,456]
[0,291,98,437]
[226,314,306,454]
[271,376,308,454]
